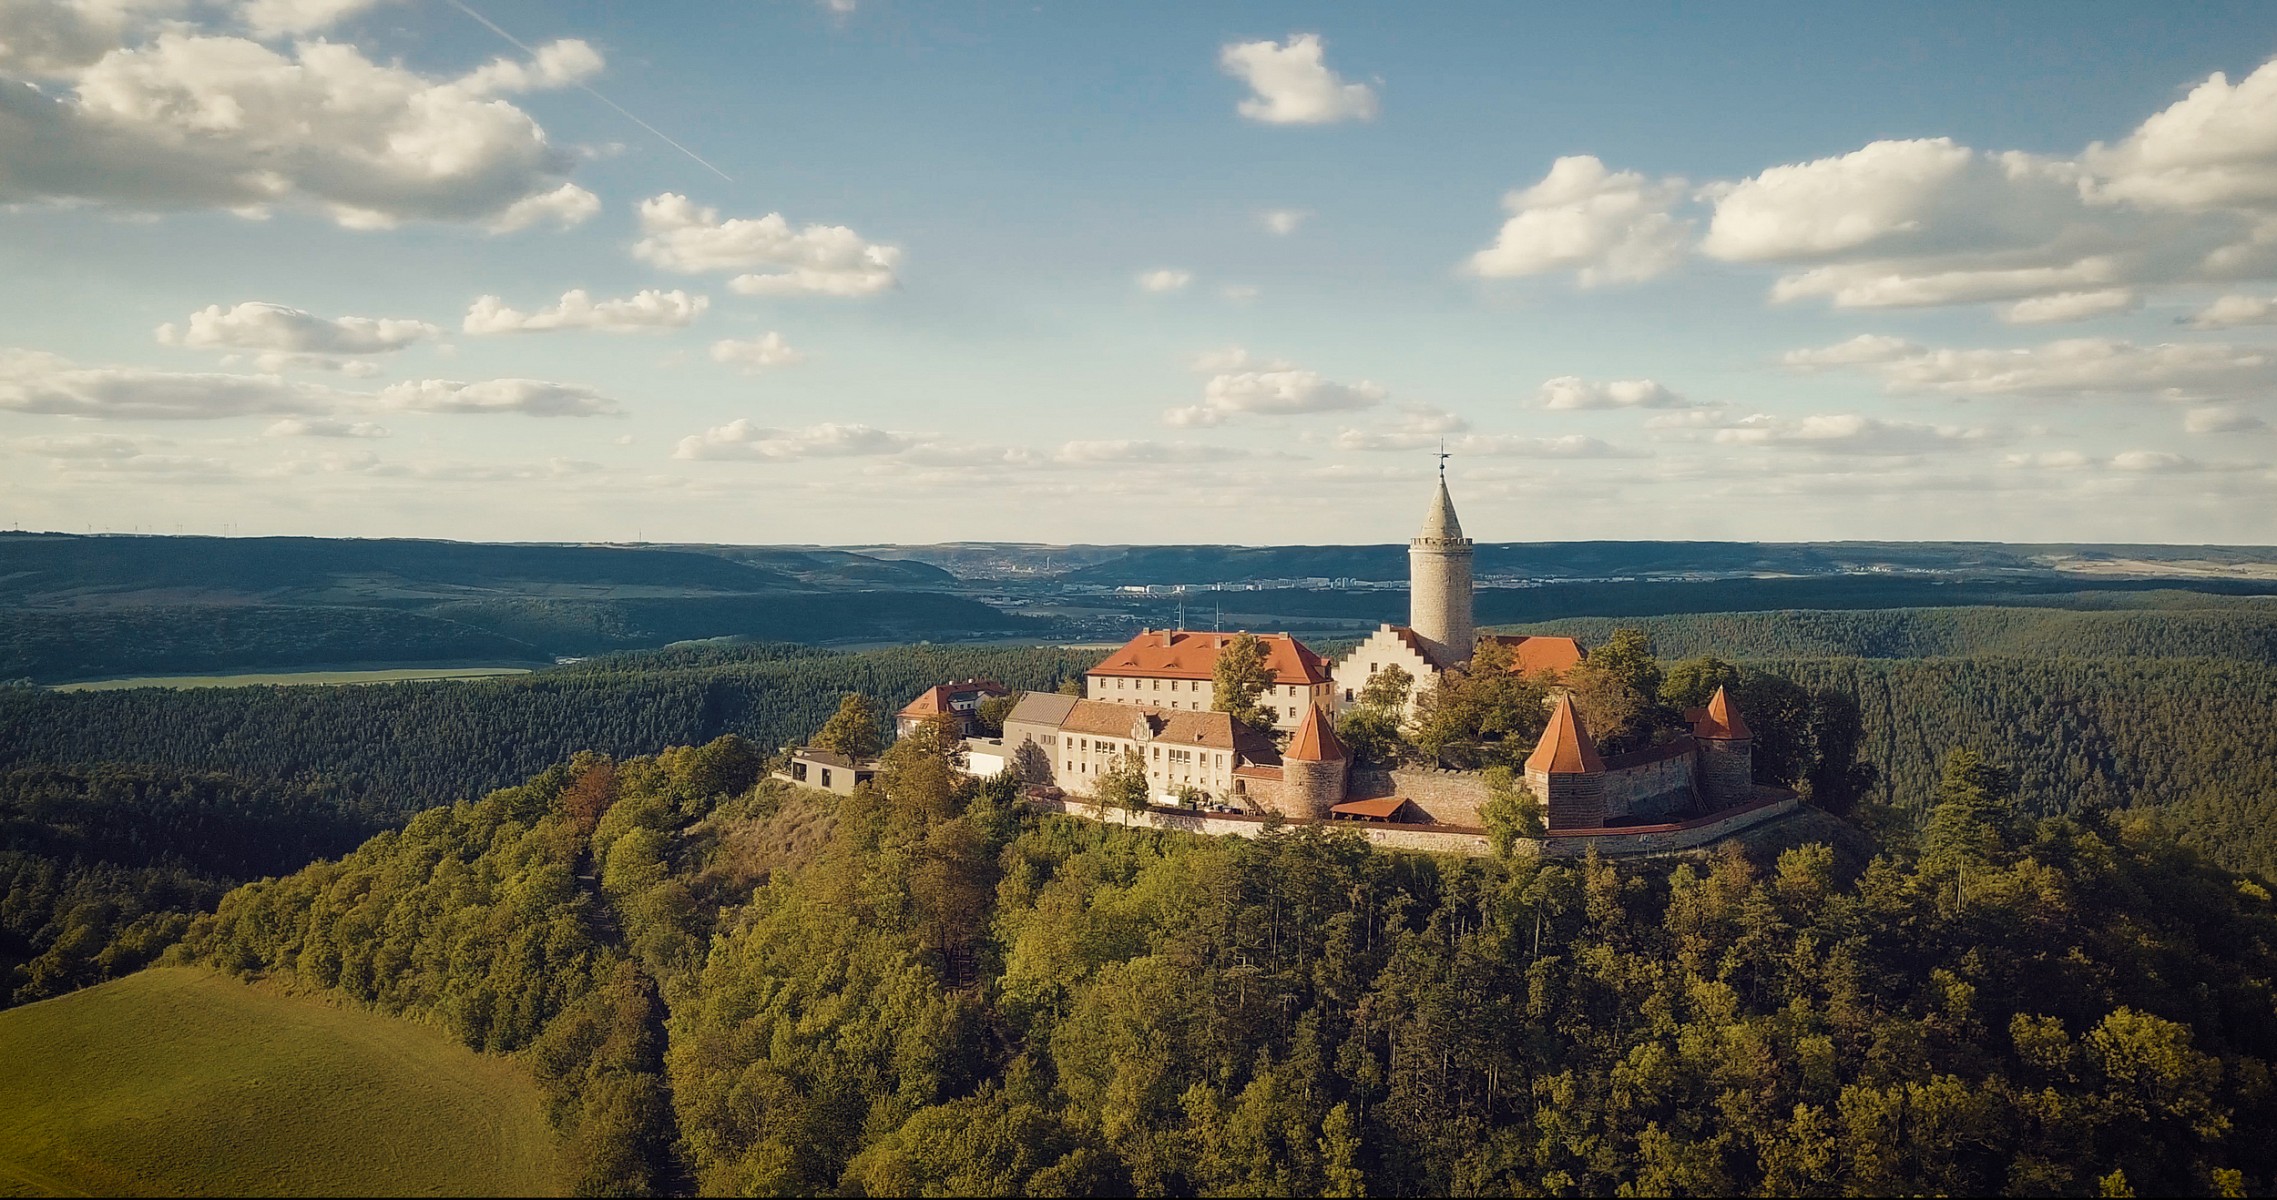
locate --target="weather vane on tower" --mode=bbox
[1438,438,1449,480]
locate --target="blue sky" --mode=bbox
[5,1,2277,546]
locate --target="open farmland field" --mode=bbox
[52,666,536,691]
[0,967,566,1197]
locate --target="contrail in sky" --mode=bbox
[441,0,736,183]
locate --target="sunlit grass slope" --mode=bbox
[0,967,567,1198]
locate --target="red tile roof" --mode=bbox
[897,678,1008,718]
[1481,634,1586,676]
[1526,694,1606,775]
[1331,796,1416,820]
[1285,704,1346,761]
[1089,629,1331,686]
[1691,686,1751,740]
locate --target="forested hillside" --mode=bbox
[174,733,2277,1196]
[0,766,376,1005]
[0,643,1097,810]
[1519,606,2277,663]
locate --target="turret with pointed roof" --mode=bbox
[1689,685,1756,808]
[1408,471,1476,670]
[1526,694,1606,775]
[1286,703,1347,762]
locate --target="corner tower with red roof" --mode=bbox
[1282,703,1349,818]
[1525,693,1609,829]
[1688,685,1755,808]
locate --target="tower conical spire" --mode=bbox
[1419,476,1464,540]
[1408,464,1475,668]
[1526,694,1606,775]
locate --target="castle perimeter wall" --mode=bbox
[1349,767,1492,826]
[1025,788,1802,860]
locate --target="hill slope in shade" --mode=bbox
[0,966,567,1197]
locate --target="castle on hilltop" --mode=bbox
[959,471,1788,845]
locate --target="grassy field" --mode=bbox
[0,967,567,1197]
[52,666,534,692]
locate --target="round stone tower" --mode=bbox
[1408,474,1475,667]
[1281,703,1349,819]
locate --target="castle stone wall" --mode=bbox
[1603,755,1697,823]
[1700,738,1753,808]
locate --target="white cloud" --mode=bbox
[1790,336,2275,398]
[1334,427,1632,457]
[1219,33,1376,125]
[0,1,156,73]
[2001,288,2139,324]
[709,332,805,373]
[158,301,436,354]
[1169,363,1387,427]
[0,28,602,229]
[1053,440,1248,464]
[486,183,602,234]
[674,419,911,461]
[1469,156,1690,285]
[2083,59,2277,211]
[0,347,337,419]
[264,416,387,438]
[2188,293,2277,328]
[1536,375,1693,410]
[1137,268,1193,293]
[1262,208,1308,235]
[2001,450,2094,470]
[237,0,394,39]
[1712,412,1995,455]
[2185,404,2270,434]
[2111,449,2196,471]
[632,193,902,297]
[11,432,143,459]
[456,38,603,97]
[1220,283,1260,302]
[380,378,622,417]
[1780,334,1921,369]
[463,289,708,335]
[1701,138,1986,262]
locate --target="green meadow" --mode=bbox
[0,967,567,1197]
[52,666,534,692]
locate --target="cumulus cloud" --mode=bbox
[674,419,911,461]
[1785,334,2275,398]
[1334,427,1632,457]
[2083,59,2277,211]
[2110,449,2197,471]
[2188,294,2277,328]
[1535,375,1694,410]
[1053,440,1249,464]
[709,332,804,373]
[237,0,395,39]
[157,301,436,354]
[1137,268,1193,293]
[1262,208,1308,235]
[1711,412,1996,455]
[379,378,621,417]
[2185,404,2270,434]
[263,416,387,438]
[463,289,708,335]
[2002,288,2140,324]
[632,193,901,297]
[1219,33,1376,125]
[0,21,603,229]
[1780,334,1921,369]
[0,347,337,419]
[1168,361,1387,427]
[10,431,144,459]
[1469,156,1690,285]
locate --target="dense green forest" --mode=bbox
[176,733,2277,1196]
[1516,605,2277,663]
[0,766,376,1005]
[8,617,2276,875]
[0,643,1098,811]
